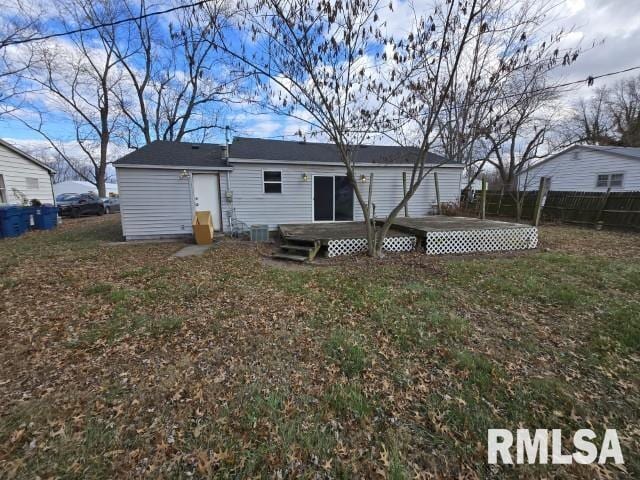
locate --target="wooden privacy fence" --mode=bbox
[466,190,640,230]
[465,190,538,219]
[543,191,640,230]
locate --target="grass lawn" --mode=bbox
[1,215,639,478]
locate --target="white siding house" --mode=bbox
[519,145,640,192]
[0,139,55,205]
[228,161,462,228]
[117,167,231,240]
[114,138,463,241]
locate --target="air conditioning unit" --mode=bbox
[250,224,269,242]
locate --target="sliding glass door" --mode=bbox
[313,175,354,222]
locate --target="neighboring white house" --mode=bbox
[519,145,640,192]
[0,139,56,205]
[53,180,118,198]
[113,138,464,241]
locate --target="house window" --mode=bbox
[263,171,282,193]
[25,177,39,189]
[0,174,6,203]
[596,173,624,188]
[610,173,624,187]
[541,176,552,189]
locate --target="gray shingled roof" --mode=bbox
[581,145,640,159]
[229,137,454,164]
[521,144,640,174]
[113,140,226,167]
[114,138,456,167]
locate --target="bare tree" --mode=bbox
[0,0,42,117]
[215,0,482,256]
[573,87,616,145]
[110,0,243,147]
[567,74,640,147]
[216,0,577,256]
[437,0,580,192]
[609,75,640,147]
[483,73,560,221]
[23,146,94,183]
[18,0,123,197]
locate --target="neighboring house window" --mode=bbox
[0,174,6,203]
[610,173,624,187]
[263,171,282,193]
[596,173,624,188]
[541,176,552,189]
[25,177,39,189]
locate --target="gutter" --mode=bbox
[114,164,233,171]
[227,158,464,168]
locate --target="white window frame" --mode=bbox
[0,174,6,203]
[262,169,282,194]
[595,172,625,189]
[596,174,609,188]
[609,173,624,188]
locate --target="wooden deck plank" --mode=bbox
[280,216,532,243]
[279,222,407,243]
[386,216,532,233]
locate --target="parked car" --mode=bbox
[101,197,120,214]
[56,193,104,217]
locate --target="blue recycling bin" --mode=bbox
[19,206,36,232]
[0,206,24,238]
[34,205,58,230]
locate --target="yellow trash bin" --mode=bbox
[192,211,214,245]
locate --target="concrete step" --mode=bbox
[272,252,309,263]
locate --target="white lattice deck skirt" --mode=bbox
[424,227,538,255]
[327,236,417,257]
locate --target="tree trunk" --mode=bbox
[514,192,523,222]
[97,131,108,198]
[95,164,106,198]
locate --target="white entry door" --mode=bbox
[192,174,221,230]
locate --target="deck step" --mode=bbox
[281,243,314,253]
[272,252,309,262]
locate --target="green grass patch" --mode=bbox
[325,383,372,419]
[85,282,114,296]
[593,301,640,354]
[324,329,368,377]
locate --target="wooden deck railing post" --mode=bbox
[532,177,550,227]
[367,173,374,226]
[402,172,409,217]
[480,176,487,220]
[434,172,441,215]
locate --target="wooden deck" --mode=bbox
[279,216,538,256]
[281,216,531,242]
[383,216,533,235]
[279,221,407,245]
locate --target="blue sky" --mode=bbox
[1,0,639,164]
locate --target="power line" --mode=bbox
[480,65,640,105]
[1,0,211,48]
